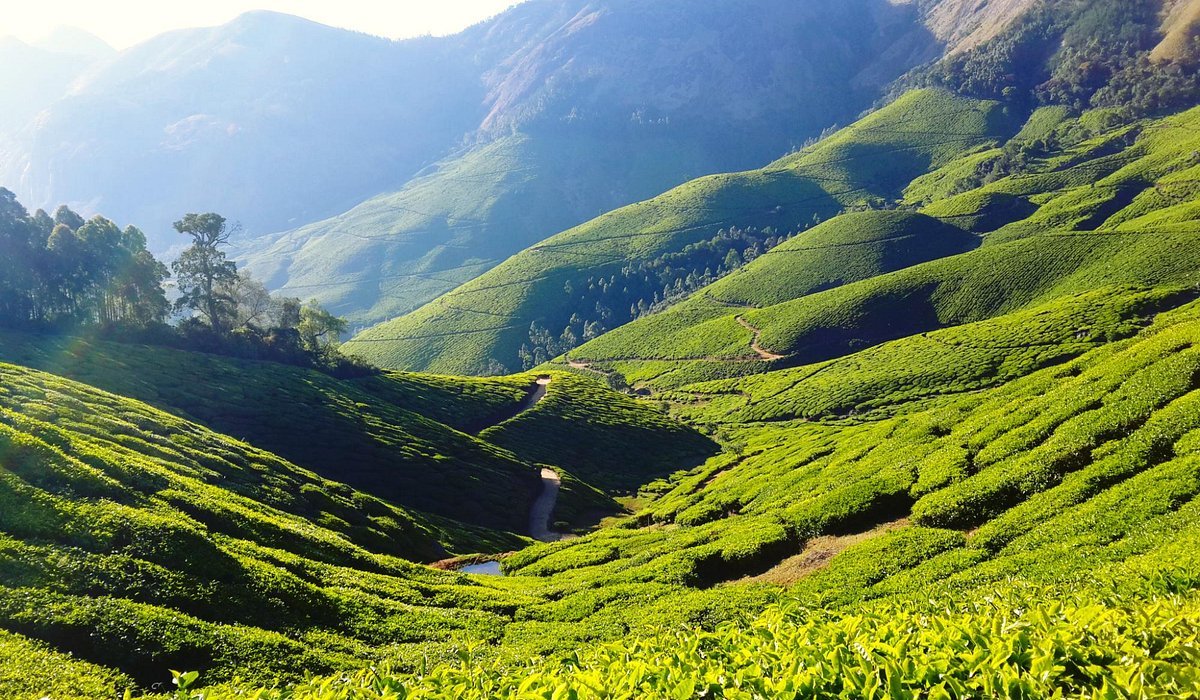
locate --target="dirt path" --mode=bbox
[513,378,563,540]
[519,376,552,412]
[735,316,788,361]
[472,376,551,435]
[529,467,563,542]
[478,375,563,542]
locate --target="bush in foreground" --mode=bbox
[161,584,1200,699]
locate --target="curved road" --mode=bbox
[498,376,563,542]
[529,467,563,542]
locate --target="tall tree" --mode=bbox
[298,301,347,355]
[172,213,237,334]
[0,189,34,324]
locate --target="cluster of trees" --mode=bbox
[0,189,169,329]
[923,0,1200,118]
[948,139,1047,195]
[169,213,350,369]
[0,188,355,373]
[1088,36,1200,116]
[518,225,797,368]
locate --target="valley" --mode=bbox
[3,0,1200,697]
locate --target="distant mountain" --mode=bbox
[0,11,487,250]
[30,26,116,61]
[0,34,107,134]
[237,0,952,326]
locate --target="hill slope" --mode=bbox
[558,99,1200,388]
[348,89,1014,373]
[35,279,1200,698]
[0,332,544,536]
[237,0,959,325]
[0,360,544,686]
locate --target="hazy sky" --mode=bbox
[6,0,527,49]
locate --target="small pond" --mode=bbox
[459,560,503,576]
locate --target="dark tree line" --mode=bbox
[0,188,356,373]
[0,189,168,329]
[518,224,800,368]
[918,0,1200,119]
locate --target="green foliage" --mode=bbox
[570,101,1200,382]
[912,0,1199,118]
[481,373,718,493]
[347,89,1010,374]
[154,585,1200,699]
[672,287,1186,423]
[0,190,168,331]
[0,331,541,537]
[172,213,239,334]
[0,628,130,700]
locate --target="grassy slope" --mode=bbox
[696,209,981,308]
[562,102,1200,388]
[238,132,717,329]
[0,360,541,687]
[144,295,1200,698]
[502,297,1200,604]
[667,286,1193,424]
[0,332,542,536]
[22,280,1200,698]
[0,333,715,538]
[176,582,1200,699]
[0,351,717,694]
[346,89,1014,373]
[481,372,719,494]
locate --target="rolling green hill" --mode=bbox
[0,341,721,692]
[0,332,542,536]
[348,89,1014,373]
[693,210,980,309]
[0,359,532,686]
[8,2,1200,695]
[45,274,1200,699]
[557,100,1200,389]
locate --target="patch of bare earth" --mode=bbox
[735,517,910,585]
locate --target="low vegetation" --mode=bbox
[8,6,1200,694]
[347,89,1013,374]
[160,581,1200,699]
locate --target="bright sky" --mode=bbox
[5,0,527,49]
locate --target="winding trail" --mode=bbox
[484,376,563,542]
[735,316,788,361]
[519,377,564,542]
[529,468,563,542]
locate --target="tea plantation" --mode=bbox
[7,80,1200,699]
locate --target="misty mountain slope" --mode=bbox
[0,12,486,250]
[238,132,720,327]
[0,34,111,134]
[345,89,1013,373]
[237,0,953,327]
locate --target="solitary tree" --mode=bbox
[298,301,347,355]
[172,213,237,334]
